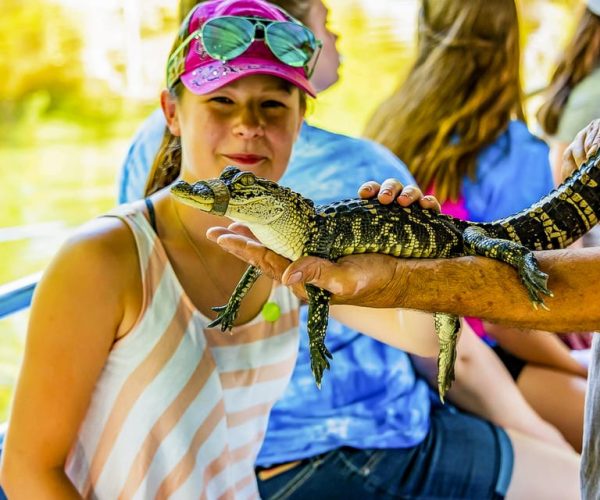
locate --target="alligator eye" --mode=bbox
[234,172,256,186]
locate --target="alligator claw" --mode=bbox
[520,253,553,308]
[310,345,332,389]
[208,303,238,331]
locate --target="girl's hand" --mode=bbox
[358,179,441,212]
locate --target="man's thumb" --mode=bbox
[282,257,333,289]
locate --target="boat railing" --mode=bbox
[0,273,40,320]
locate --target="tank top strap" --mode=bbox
[102,202,174,328]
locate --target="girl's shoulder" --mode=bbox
[33,208,144,343]
[50,208,143,298]
[64,211,139,267]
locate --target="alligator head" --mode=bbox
[170,166,315,260]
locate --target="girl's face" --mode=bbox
[163,74,305,183]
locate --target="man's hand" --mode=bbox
[358,178,441,212]
[207,181,440,305]
[562,118,600,180]
[206,222,309,297]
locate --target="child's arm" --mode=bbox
[1,218,139,499]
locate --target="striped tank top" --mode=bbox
[65,204,300,499]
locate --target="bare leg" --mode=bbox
[517,365,586,452]
[505,429,580,500]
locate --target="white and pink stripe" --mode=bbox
[65,205,299,499]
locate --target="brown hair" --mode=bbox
[363,0,524,202]
[145,0,313,197]
[536,7,600,136]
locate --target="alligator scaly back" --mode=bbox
[477,152,600,249]
[171,154,600,400]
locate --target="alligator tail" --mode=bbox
[474,152,600,250]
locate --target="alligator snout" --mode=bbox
[170,179,230,216]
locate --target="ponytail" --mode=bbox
[144,127,182,197]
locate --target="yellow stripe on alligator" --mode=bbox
[502,222,521,245]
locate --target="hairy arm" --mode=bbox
[0,219,138,499]
[303,247,600,331]
[344,247,600,331]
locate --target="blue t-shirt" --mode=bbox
[117,116,432,464]
[461,120,553,222]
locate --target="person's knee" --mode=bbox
[506,429,580,500]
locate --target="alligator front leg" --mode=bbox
[463,226,553,308]
[434,312,461,402]
[208,265,262,331]
[305,283,333,389]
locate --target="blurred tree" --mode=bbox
[0,0,86,124]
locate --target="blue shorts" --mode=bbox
[257,405,513,499]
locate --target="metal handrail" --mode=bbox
[0,273,41,319]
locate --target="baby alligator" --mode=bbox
[171,152,600,401]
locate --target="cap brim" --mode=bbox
[180,59,317,98]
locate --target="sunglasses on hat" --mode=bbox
[167,15,322,89]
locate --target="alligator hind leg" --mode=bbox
[208,265,262,331]
[434,312,461,402]
[463,226,553,308]
[305,284,333,389]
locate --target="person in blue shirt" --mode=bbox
[364,0,587,453]
[117,0,580,498]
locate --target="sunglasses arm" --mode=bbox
[306,41,323,79]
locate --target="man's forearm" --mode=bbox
[392,247,600,332]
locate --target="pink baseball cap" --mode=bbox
[166,0,317,97]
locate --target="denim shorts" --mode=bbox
[256,406,513,500]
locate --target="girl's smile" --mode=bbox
[222,153,268,166]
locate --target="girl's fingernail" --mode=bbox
[285,271,303,284]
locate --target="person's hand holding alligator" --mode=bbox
[206,180,439,305]
[562,118,600,180]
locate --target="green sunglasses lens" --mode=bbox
[201,17,254,61]
[266,22,316,67]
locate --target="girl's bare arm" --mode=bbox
[1,218,139,499]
